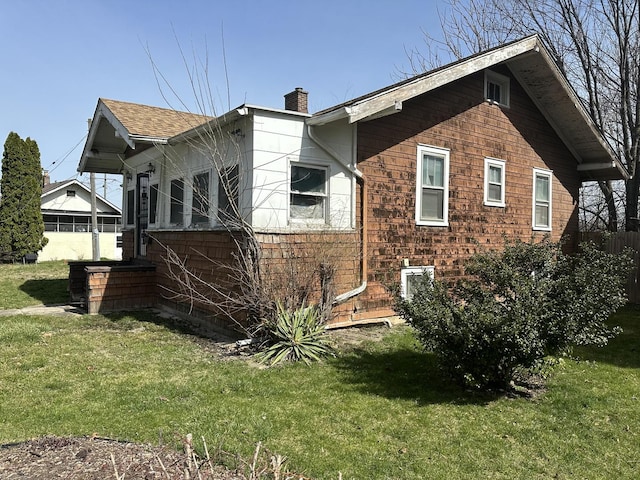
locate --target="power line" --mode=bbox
[45,134,88,174]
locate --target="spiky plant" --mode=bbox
[257,302,332,366]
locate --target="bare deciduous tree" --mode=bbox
[131,43,360,337]
[406,0,639,231]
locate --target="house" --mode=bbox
[41,176,122,261]
[76,35,626,328]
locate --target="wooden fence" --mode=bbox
[580,232,640,304]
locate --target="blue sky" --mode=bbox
[0,0,444,206]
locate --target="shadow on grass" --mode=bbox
[574,304,640,369]
[95,309,236,342]
[329,345,501,406]
[19,279,69,305]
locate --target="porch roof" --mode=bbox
[78,99,211,174]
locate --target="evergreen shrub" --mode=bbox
[394,238,633,390]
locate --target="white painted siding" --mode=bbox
[42,184,116,213]
[39,232,121,261]
[125,109,356,233]
[250,110,353,231]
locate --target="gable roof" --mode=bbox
[78,35,625,181]
[41,178,121,215]
[308,35,626,181]
[78,99,211,174]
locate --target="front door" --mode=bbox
[136,173,149,256]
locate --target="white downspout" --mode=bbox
[307,123,367,304]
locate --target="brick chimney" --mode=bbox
[42,170,50,187]
[284,87,308,113]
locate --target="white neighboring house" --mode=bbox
[40,178,122,261]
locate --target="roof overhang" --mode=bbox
[309,35,627,182]
[78,100,168,174]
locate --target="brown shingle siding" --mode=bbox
[354,69,580,317]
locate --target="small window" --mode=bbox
[126,189,135,226]
[533,168,552,231]
[149,184,159,225]
[485,70,510,107]
[290,164,327,221]
[401,266,435,300]
[191,172,210,225]
[484,158,506,207]
[170,178,184,225]
[416,145,450,226]
[218,165,239,224]
[66,190,76,197]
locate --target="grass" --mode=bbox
[1,262,640,478]
[0,261,69,309]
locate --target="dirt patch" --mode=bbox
[326,324,403,350]
[0,435,244,479]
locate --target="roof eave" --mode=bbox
[79,100,170,174]
[310,35,541,125]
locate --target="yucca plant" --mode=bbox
[257,302,332,366]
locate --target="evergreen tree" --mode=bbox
[0,132,48,261]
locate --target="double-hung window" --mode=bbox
[533,168,552,231]
[485,70,510,107]
[484,158,506,207]
[416,145,449,226]
[169,178,184,226]
[191,171,210,226]
[290,164,327,221]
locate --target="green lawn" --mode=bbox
[1,263,639,479]
[0,261,69,309]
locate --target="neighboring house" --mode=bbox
[77,35,626,326]
[41,177,122,261]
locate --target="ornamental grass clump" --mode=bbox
[257,302,332,366]
[394,238,633,391]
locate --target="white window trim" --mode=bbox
[485,70,510,107]
[532,168,553,231]
[289,162,329,224]
[401,266,435,300]
[415,145,450,227]
[484,157,506,207]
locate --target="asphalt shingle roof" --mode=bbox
[101,98,212,139]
